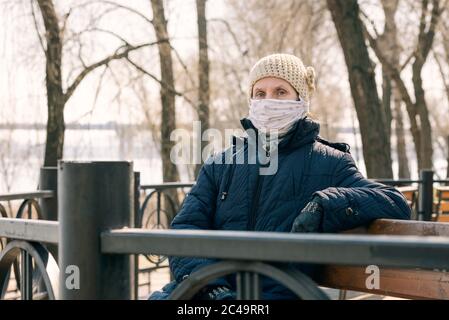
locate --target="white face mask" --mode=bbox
[248,99,309,134]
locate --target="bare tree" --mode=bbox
[327,0,393,178]
[35,0,161,166]
[368,0,411,178]
[433,7,449,177]
[150,0,180,217]
[207,0,346,140]
[363,0,445,172]
[194,0,210,178]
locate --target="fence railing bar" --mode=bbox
[0,191,54,202]
[140,182,195,190]
[0,218,58,244]
[101,228,449,270]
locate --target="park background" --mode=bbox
[1,0,449,300]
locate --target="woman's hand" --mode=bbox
[291,198,324,233]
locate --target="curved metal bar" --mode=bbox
[139,190,158,227]
[0,240,59,300]
[140,191,177,225]
[142,208,171,229]
[15,199,43,220]
[141,207,170,264]
[0,203,8,218]
[143,254,168,265]
[11,199,43,291]
[140,190,174,265]
[0,203,7,251]
[169,261,329,300]
[163,193,177,220]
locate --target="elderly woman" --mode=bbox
[150,53,411,300]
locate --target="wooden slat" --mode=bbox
[397,188,417,202]
[438,202,449,213]
[319,219,449,299]
[437,215,449,223]
[319,266,449,300]
[436,188,449,200]
[367,219,449,236]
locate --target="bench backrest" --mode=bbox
[317,219,449,299]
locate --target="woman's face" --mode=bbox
[252,77,299,100]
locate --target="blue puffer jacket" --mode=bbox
[149,117,411,300]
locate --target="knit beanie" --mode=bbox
[248,53,316,103]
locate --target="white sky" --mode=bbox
[0,0,448,189]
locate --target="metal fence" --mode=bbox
[376,170,449,221]
[1,162,449,300]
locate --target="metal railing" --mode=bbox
[1,162,449,300]
[0,167,58,300]
[376,170,449,221]
[137,182,194,296]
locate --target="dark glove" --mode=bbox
[194,285,235,300]
[291,198,324,233]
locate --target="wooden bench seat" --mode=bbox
[317,219,449,299]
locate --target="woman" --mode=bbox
[150,53,411,300]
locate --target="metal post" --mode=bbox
[132,172,140,300]
[418,170,434,221]
[236,272,260,300]
[58,161,133,300]
[20,250,32,300]
[39,167,58,221]
[38,167,58,259]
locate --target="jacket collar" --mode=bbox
[239,117,320,152]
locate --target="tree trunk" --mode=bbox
[380,0,410,178]
[446,135,449,179]
[327,0,393,178]
[37,0,65,167]
[412,60,433,170]
[393,90,411,179]
[382,69,392,140]
[194,0,210,179]
[150,0,180,219]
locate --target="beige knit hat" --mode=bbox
[248,53,316,103]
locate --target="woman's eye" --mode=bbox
[255,92,265,97]
[278,90,286,96]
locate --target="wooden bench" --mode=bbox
[317,219,449,300]
[397,186,418,208]
[435,187,449,223]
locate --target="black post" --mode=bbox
[132,171,140,300]
[38,167,58,221]
[418,170,434,221]
[58,161,133,299]
[38,167,58,259]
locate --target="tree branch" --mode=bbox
[126,57,196,107]
[361,21,416,115]
[64,40,166,103]
[87,0,153,25]
[30,0,46,54]
[418,0,442,62]
[433,49,449,104]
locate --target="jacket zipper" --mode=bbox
[248,172,264,230]
[221,162,236,201]
[248,139,269,230]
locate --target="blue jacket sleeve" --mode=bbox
[312,153,411,233]
[168,160,230,287]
